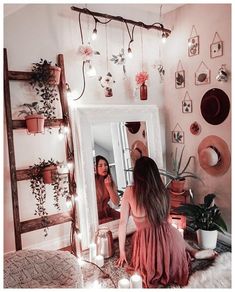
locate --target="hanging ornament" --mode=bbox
[98,72,115,97]
[110,23,127,77]
[98,21,115,97]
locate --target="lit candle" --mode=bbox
[130,273,142,288]
[178,228,184,238]
[95,254,104,267]
[89,242,97,262]
[118,278,130,288]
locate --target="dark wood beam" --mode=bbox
[71,6,171,34]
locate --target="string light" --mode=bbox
[86,61,97,77]
[91,19,98,40]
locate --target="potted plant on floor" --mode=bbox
[29,158,69,236]
[174,193,227,249]
[29,58,61,124]
[159,146,202,193]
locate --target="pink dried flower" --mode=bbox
[78,44,94,61]
[135,71,149,85]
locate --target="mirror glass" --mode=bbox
[92,121,149,224]
[71,105,163,248]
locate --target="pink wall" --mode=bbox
[163,4,231,231]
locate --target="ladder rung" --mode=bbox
[8,71,33,80]
[12,118,64,130]
[20,211,73,234]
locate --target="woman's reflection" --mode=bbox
[95,155,120,224]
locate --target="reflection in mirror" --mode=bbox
[92,121,148,225]
[71,105,163,248]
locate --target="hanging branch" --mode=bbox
[71,6,171,34]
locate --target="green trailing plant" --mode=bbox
[18,102,43,117]
[29,158,69,236]
[29,58,59,122]
[159,146,201,185]
[174,193,227,233]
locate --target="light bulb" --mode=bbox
[66,196,72,209]
[162,32,167,43]
[128,47,133,58]
[91,28,97,40]
[87,63,97,77]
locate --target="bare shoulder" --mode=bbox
[123,185,134,201]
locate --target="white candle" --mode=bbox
[118,278,130,288]
[95,255,104,267]
[130,273,142,288]
[178,228,184,238]
[74,231,82,257]
[89,243,97,262]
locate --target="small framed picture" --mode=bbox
[188,36,199,57]
[175,70,185,89]
[210,41,223,58]
[195,69,210,85]
[182,100,192,113]
[172,130,184,144]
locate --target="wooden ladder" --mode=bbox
[4,48,77,251]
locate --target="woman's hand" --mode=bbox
[116,251,128,267]
[104,175,112,188]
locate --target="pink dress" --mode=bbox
[127,214,192,288]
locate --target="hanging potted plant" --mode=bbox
[29,58,61,124]
[29,158,69,236]
[159,146,202,194]
[174,193,227,249]
[18,102,45,134]
[135,71,149,100]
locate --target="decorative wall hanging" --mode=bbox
[98,23,114,97]
[200,88,230,125]
[72,6,171,100]
[195,61,210,85]
[216,64,228,82]
[182,91,192,113]
[135,71,148,100]
[190,121,201,135]
[175,60,185,89]
[210,32,223,58]
[110,24,127,76]
[172,123,184,144]
[188,25,200,57]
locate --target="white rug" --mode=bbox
[184,252,231,288]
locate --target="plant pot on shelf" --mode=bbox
[196,229,218,249]
[25,114,45,134]
[42,165,57,184]
[49,66,61,85]
[170,178,186,194]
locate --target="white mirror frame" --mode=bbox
[70,105,163,249]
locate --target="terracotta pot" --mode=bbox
[49,66,61,85]
[42,165,57,184]
[140,82,147,100]
[170,178,186,194]
[25,114,45,134]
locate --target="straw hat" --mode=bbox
[130,140,148,162]
[198,135,230,176]
[200,88,230,125]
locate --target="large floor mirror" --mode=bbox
[70,105,163,249]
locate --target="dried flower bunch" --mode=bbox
[135,71,149,85]
[78,44,100,61]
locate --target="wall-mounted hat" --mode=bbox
[200,88,230,125]
[198,135,230,176]
[125,122,141,134]
[130,140,148,162]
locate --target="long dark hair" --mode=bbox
[133,156,169,226]
[95,155,111,178]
